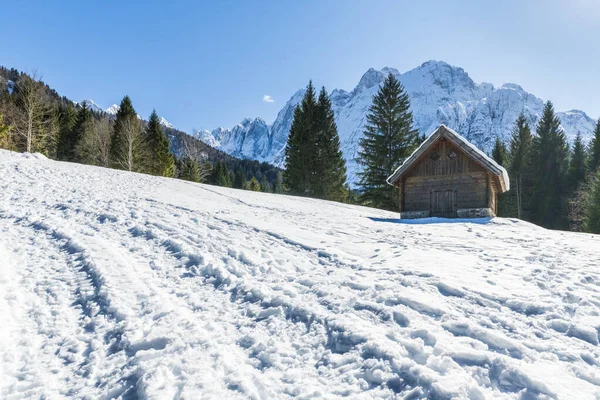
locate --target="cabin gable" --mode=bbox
[404,137,486,178]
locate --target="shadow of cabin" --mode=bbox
[387,125,509,219]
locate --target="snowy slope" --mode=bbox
[197,61,597,185]
[1,150,600,399]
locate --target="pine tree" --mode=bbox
[491,138,508,166]
[68,102,93,162]
[357,73,419,211]
[584,169,600,234]
[313,87,348,202]
[146,110,175,177]
[260,175,272,193]
[284,81,318,196]
[589,119,600,173]
[509,113,533,219]
[56,102,78,161]
[248,177,261,191]
[568,133,588,192]
[491,137,510,217]
[212,161,232,187]
[0,113,12,150]
[273,171,284,194]
[530,101,570,229]
[234,170,247,189]
[179,157,200,182]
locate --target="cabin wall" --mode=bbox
[400,138,493,217]
[403,172,488,212]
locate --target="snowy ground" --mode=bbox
[1,150,600,399]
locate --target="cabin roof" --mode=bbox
[386,124,510,192]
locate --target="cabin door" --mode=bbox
[430,189,457,218]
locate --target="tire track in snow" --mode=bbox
[0,213,137,399]
[17,194,280,398]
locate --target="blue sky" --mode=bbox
[1,0,598,132]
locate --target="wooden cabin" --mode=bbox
[386,125,509,219]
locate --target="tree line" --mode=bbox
[2,67,600,233]
[491,105,600,233]
[0,67,281,192]
[284,73,600,234]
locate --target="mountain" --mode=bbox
[193,118,272,163]
[159,117,173,129]
[79,100,172,128]
[196,61,598,186]
[3,149,599,399]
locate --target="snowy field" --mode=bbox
[1,150,600,400]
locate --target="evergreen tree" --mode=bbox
[179,157,200,182]
[313,87,348,202]
[68,102,93,162]
[234,170,247,189]
[584,169,600,234]
[284,81,318,196]
[530,101,570,229]
[491,137,508,166]
[589,119,600,173]
[491,137,510,217]
[357,73,419,211]
[568,133,588,193]
[248,177,261,191]
[0,113,12,150]
[260,175,272,193]
[56,102,78,160]
[508,113,533,219]
[273,171,284,194]
[145,110,175,177]
[212,161,232,187]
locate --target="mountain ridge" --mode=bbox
[195,60,597,185]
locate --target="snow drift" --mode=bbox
[1,150,599,399]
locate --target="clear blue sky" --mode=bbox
[1,0,598,132]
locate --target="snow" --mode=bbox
[105,104,120,115]
[79,99,105,113]
[1,149,600,399]
[160,117,173,129]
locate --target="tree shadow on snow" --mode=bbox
[368,217,494,225]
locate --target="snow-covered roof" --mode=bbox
[386,124,510,192]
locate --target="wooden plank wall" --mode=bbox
[406,138,486,178]
[403,172,488,212]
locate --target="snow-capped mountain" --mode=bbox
[79,99,105,113]
[105,104,119,115]
[197,61,598,185]
[79,100,173,128]
[194,118,271,162]
[160,117,173,129]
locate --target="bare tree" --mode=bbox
[14,71,49,153]
[95,118,113,168]
[115,116,146,172]
[76,117,112,167]
[181,136,211,182]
